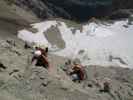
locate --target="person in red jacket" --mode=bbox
[32,47,50,69]
[70,63,85,82]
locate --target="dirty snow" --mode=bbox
[18,19,133,68]
[18,21,57,47]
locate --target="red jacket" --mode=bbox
[72,66,85,80]
[32,48,49,68]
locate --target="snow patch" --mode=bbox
[18,20,133,68]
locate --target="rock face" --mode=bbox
[9,0,133,21]
[0,0,41,38]
[0,37,133,100]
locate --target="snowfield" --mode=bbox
[18,19,133,68]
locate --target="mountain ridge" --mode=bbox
[8,0,133,21]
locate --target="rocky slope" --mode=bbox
[0,38,133,100]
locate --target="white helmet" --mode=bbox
[34,50,42,57]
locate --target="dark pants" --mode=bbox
[35,58,48,69]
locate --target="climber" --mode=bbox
[31,46,50,70]
[70,62,85,82]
